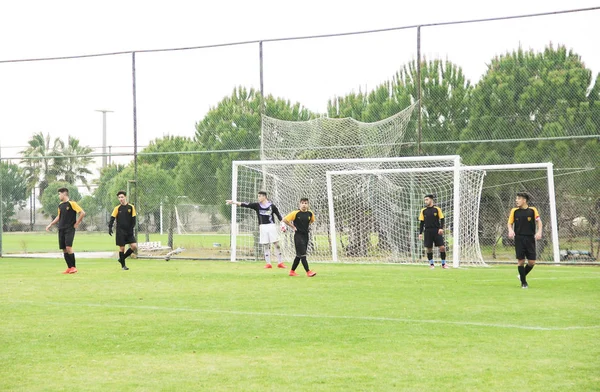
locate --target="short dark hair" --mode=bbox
[58,187,69,194]
[516,192,530,202]
[424,194,435,199]
[117,190,127,197]
[300,198,309,203]
[258,191,267,197]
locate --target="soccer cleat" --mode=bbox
[306,270,316,277]
[289,270,299,276]
[442,264,449,269]
[62,268,72,274]
[264,264,273,269]
[277,262,286,269]
[122,266,129,271]
[521,282,528,289]
[429,264,435,269]
[68,267,78,274]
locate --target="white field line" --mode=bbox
[14,301,600,332]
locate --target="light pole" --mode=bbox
[95,109,113,167]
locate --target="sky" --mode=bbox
[1,0,599,166]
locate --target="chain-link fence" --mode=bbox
[1,8,599,262]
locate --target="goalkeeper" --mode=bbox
[108,190,137,270]
[226,191,286,269]
[282,198,317,277]
[418,194,448,269]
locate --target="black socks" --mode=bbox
[300,256,309,272]
[291,256,300,271]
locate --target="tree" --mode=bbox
[0,162,28,228]
[40,182,82,219]
[138,136,198,171]
[93,164,126,216]
[461,44,599,166]
[54,136,94,190]
[462,44,600,254]
[78,195,103,231]
[189,86,313,216]
[20,132,62,198]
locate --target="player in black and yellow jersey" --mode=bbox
[282,198,317,277]
[418,194,448,269]
[45,187,86,274]
[507,192,542,289]
[108,191,137,270]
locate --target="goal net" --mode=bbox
[261,102,418,160]
[326,163,559,265]
[231,156,464,263]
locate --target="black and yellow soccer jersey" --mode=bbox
[284,210,315,234]
[57,200,83,229]
[111,203,137,231]
[508,207,540,236]
[419,205,445,232]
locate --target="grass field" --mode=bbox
[0,232,232,255]
[3,232,595,263]
[1,258,598,391]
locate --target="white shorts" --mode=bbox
[259,223,279,244]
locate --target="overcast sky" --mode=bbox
[1,0,599,163]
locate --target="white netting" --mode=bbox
[473,167,558,263]
[231,157,466,264]
[327,167,486,266]
[261,102,418,160]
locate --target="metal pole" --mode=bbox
[95,110,113,168]
[132,52,138,233]
[259,41,265,160]
[416,25,422,156]
[547,163,560,263]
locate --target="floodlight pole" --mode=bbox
[95,109,113,168]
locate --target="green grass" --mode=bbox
[1,258,598,391]
[0,232,232,254]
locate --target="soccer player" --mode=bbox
[226,191,286,269]
[507,192,542,289]
[282,198,317,277]
[45,187,86,274]
[108,190,137,270]
[418,194,448,269]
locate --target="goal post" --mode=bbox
[326,162,559,266]
[230,156,462,262]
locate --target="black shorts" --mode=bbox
[515,235,536,260]
[423,228,444,248]
[294,232,309,256]
[58,227,76,249]
[116,230,136,247]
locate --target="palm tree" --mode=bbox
[20,132,62,198]
[55,136,94,190]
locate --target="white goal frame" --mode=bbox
[230,156,462,262]
[326,162,559,266]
